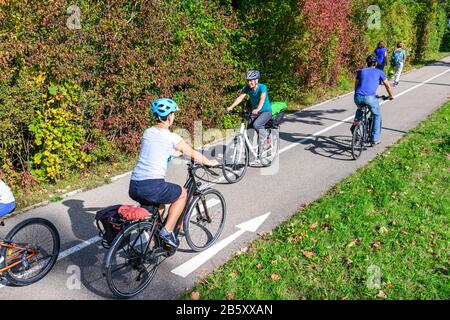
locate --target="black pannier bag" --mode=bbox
[265,112,285,129]
[95,205,128,249]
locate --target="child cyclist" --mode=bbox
[0,178,16,218]
[129,98,219,248]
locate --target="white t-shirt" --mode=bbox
[131,127,182,181]
[0,179,15,204]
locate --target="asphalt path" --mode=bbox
[1,57,449,299]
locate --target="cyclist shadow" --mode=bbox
[305,135,356,161]
[62,199,117,299]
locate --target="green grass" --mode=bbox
[182,102,450,300]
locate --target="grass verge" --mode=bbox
[182,101,450,300]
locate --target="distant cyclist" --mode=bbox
[0,178,15,218]
[352,55,394,145]
[227,70,272,158]
[129,98,219,248]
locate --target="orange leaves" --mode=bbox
[347,237,362,248]
[300,250,315,259]
[271,274,281,281]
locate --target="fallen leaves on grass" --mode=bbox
[372,242,382,250]
[347,237,362,248]
[377,290,387,299]
[225,292,234,300]
[300,250,315,258]
[379,226,388,234]
[271,274,281,281]
[191,291,200,300]
[310,222,319,229]
[256,263,263,270]
[341,256,353,267]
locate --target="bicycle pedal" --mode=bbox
[163,244,177,256]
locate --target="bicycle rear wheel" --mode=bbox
[260,129,280,167]
[222,134,249,184]
[184,189,226,252]
[104,221,161,299]
[0,218,60,286]
[351,123,364,160]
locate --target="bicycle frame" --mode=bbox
[0,241,37,274]
[238,115,274,159]
[239,123,260,158]
[174,162,212,237]
[357,106,372,143]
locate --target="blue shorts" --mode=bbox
[129,179,182,205]
[0,202,16,218]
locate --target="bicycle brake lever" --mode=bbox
[204,166,219,177]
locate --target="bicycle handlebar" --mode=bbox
[376,94,393,101]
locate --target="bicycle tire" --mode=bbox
[0,218,60,286]
[260,129,280,167]
[222,134,249,184]
[184,189,226,252]
[104,221,161,299]
[351,123,364,160]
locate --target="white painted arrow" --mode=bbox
[171,212,271,278]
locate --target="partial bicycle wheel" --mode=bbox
[0,218,60,286]
[222,134,249,184]
[351,123,364,160]
[260,129,280,167]
[184,189,226,252]
[104,221,161,299]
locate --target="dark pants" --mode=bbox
[248,111,272,153]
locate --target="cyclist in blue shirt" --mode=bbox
[227,70,272,157]
[374,41,388,71]
[352,55,394,145]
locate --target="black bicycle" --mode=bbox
[103,161,226,299]
[351,95,390,160]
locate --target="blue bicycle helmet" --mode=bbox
[151,98,179,117]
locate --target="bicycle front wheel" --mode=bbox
[351,123,364,160]
[104,221,160,299]
[0,218,60,286]
[222,134,249,184]
[184,189,226,252]
[260,129,280,167]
